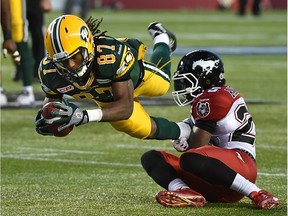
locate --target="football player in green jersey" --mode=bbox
[35,15,191,140]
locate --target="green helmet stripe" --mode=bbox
[51,16,64,57]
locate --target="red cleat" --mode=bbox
[156,188,206,207]
[249,190,280,209]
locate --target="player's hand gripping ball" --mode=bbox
[42,102,74,137]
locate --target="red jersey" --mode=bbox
[191,86,256,158]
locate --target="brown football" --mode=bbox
[42,102,73,137]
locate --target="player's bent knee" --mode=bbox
[180,152,205,174]
[180,152,237,186]
[141,150,164,173]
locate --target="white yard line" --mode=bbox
[1,154,140,167]
[116,143,287,150]
[18,147,107,154]
[116,144,173,150]
[257,172,287,177]
[1,153,286,177]
[1,146,286,177]
[256,145,287,149]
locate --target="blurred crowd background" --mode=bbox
[1,0,286,108]
[52,0,286,11]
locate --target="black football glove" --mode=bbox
[51,98,89,131]
[34,109,53,136]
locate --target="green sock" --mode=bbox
[150,43,171,77]
[17,42,35,86]
[151,116,180,140]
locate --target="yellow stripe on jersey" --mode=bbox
[137,43,147,60]
[42,69,58,75]
[73,72,95,90]
[43,90,59,95]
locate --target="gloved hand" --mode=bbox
[172,117,194,152]
[51,98,89,131]
[171,137,189,152]
[34,109,54,136]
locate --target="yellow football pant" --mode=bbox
[10,0,29,42]
[97,70,170,139]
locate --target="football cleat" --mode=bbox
[156,188,206,207]
[249,190,280,209]
[0,88,8,107]
[148,22,177,53]
[16,89,35,107]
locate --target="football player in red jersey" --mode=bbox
[35,15,187,140]
[141,50,280,209]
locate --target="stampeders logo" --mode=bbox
[196,101,210,118]
[57,85,74,93]
[192,59,220,75]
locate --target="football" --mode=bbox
[42,102,73,137]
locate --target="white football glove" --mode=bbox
[172,137,189,152]
[182,117,195,129]
[172,117,194,152]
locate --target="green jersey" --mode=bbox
[39,37,146,102]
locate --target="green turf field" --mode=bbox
[1,9,287,215]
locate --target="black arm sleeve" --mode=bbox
[195,120,217,134]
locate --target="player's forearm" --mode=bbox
[1,0,12,40]
[87,102,133,122]
[188,127,212,148]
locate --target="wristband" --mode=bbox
[176,122,192,140]
[87,109,103,122]
[3,31,12,40]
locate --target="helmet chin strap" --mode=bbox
[76,65,88,77]
[73,71,95,90]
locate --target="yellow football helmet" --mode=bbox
[45,15,94,86]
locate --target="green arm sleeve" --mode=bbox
[150,116,180,140]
